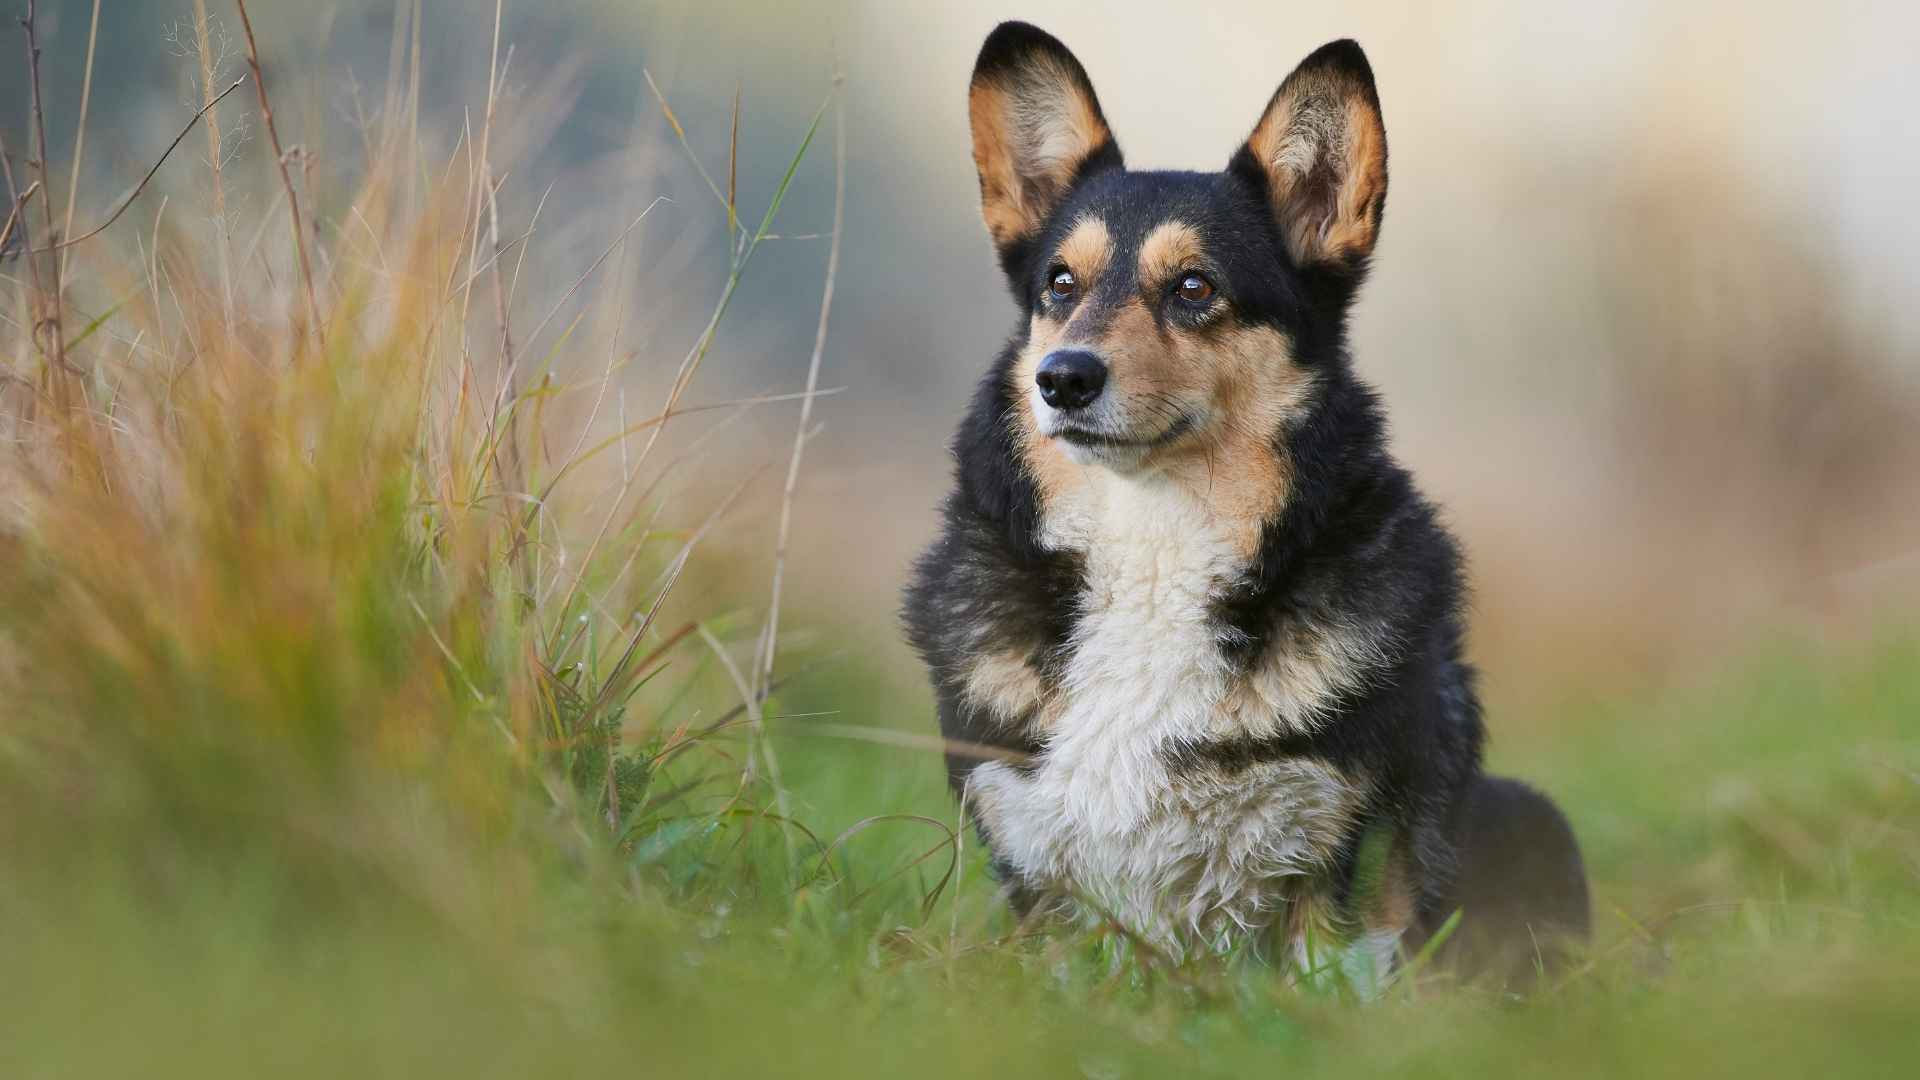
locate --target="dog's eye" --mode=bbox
[1176,274,1215,303]
[1048,269,1077,300]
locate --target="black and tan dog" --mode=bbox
[905,22,1588,987]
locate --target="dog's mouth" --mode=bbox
[1052,414,1195,451]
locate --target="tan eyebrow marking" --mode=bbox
[1055,215,1113,282]
[1138,220,1205,287]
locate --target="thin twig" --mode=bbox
[517,198,667,357]
[22,0,68,382]
[20,77,249,257]
[57,0,102,285]
[475,1,532,603]
[697,623,794,870]
[534,383,843,655]
[578,620,696,831]
[0,143,46,424]
[571,467,763,742]
[482,31,514,381]
[627,89,832,489]
[644,665,822,767]
[755,82,845,701]
[233,0,325,352]
[0,181,41,262]
[641,69,732,226]
[782,722,1034,767]
[727,81,741,238]
[502,181,552,343]
[191,0,236,336]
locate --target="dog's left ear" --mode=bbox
[1230,40,1387,277]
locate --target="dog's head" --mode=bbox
[969,22,1387,475]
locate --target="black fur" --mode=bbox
[1416,776,1593,986]
[905,21,1587,979]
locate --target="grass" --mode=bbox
[3,7,1918,1077]
[4,631,1916,1078]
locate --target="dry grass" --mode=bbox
[0,0,848,914]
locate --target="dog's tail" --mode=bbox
[1420,775,1590,989]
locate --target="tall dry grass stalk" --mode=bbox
[189,0,237,335]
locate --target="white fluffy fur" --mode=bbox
[965,470,1386,960]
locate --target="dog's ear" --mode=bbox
[1231,40,1387,276]
[969,22,1122,263]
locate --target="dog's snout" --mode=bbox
[1035,350,1107,411]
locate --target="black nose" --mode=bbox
[1035,350,1108,411]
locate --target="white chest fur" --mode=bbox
[966,476,1364,956]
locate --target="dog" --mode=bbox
[903,22,1589,988]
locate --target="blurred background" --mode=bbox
[7,0,1919,718]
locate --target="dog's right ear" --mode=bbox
[969,22,1122,267]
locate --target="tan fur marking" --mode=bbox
[1366,843,1419,939]
[959,648,1049,726]
[1220,612,1393,739]
[1283,872,1400,996]
[1283,878,1344,955]
[1344,839,1417,995]
[1056,216,1114,283]
[1137,220,1205,289]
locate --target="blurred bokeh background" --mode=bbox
[7,0,1918,718]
